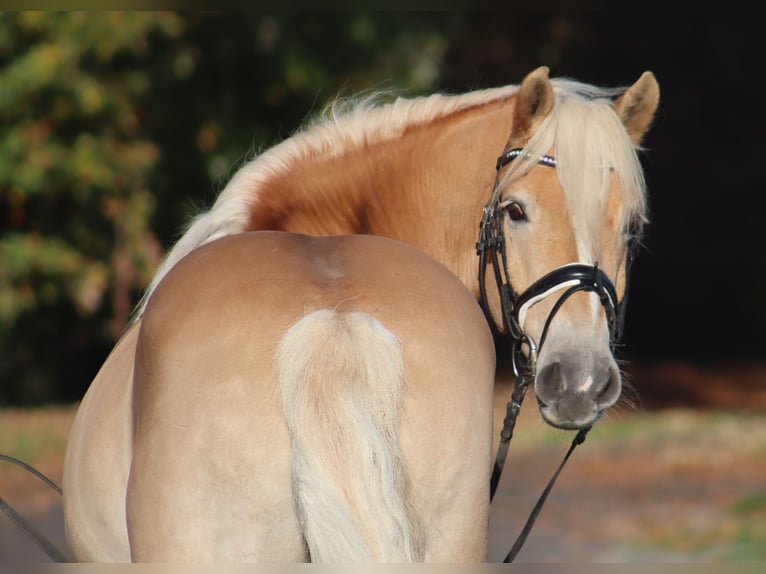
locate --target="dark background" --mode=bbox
[1,11,764,405]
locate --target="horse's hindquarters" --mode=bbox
[126,232,495,562]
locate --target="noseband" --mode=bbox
[477,147,633,562]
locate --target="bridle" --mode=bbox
[477,146,634,562]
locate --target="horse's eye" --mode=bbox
[505,202,526,222]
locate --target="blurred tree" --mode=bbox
[0,13,184,403]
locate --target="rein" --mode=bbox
[477,147,626,563]
[0,453,69,562]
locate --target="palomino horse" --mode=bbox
[63,66,660,561]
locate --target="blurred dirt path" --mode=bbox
[2,376,765,563]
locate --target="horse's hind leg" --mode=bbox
[126,312,306,561]
[276,309,423,562]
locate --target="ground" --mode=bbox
[1,360,765,563]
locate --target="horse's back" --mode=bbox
[126,231,495,561]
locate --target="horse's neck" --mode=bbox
[247,99,515,295]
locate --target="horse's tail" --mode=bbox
[275,309,422,562]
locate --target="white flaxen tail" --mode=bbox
[276,309,422,562]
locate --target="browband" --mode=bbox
[496,147,557,171]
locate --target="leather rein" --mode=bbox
[476,147,630,562]
[0,454,69,562]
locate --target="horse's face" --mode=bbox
[488,67,659,430]
[498,162,626,430]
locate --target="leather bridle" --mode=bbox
[477,147,634,562]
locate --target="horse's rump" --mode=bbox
[125,231,495,562]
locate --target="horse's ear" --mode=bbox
[614,71,660,145]
[512,66,555,139]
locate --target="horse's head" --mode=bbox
[480,66,659,429]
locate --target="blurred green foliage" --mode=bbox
[0,12,454,404]
[0,13,184,403]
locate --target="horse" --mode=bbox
[62,66,660,562]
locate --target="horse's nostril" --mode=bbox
[594,367,621,409]
[535,361,563,402]
[596,375,613,400]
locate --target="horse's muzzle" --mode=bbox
[534,350,621,429]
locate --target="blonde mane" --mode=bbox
[134,78,646,319]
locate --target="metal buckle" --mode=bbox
[512,333,538,380]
